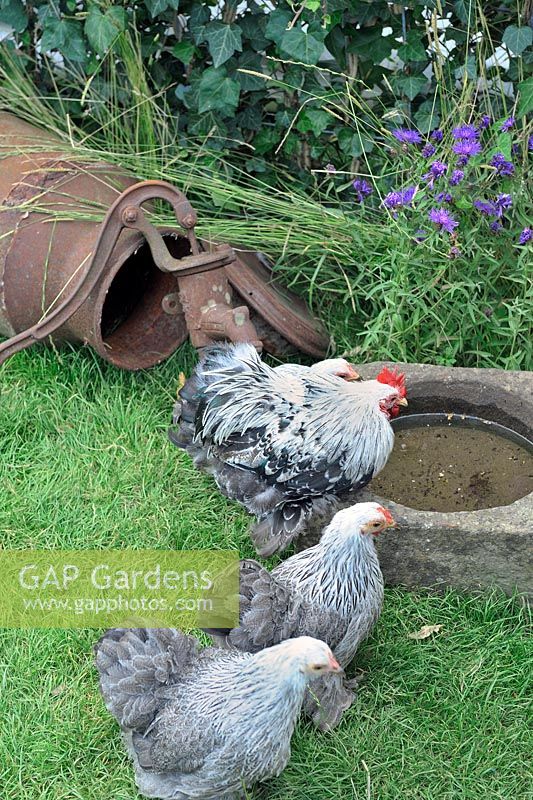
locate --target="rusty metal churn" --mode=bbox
[0,113,329,370]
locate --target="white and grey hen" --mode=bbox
[205,502,393,730]
[95,628,342,799]
[169,343,406,556]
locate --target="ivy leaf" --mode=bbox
[337,128,373,157]
[205,22,242,69]
[502,25,532,56]
[85,7,125,55]
[240,13,269,50]
[454,53,477,80]
[41,17,86,63]
[397,30,427,62]
[347,27,393,64]
[280,28,324,65]
[145,0,179,17]
[414,109,440,134]
[265,8,292,44]
[0,0,27,33]
[235,51,265,91]
[517,77,533,117]
[198,66,240,114]
[394,74,427,100]
[453,0,471,25]
[172,40,196,65]
[296,108,331,136]
[189,4,210,45]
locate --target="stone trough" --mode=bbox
[355,363,533,597]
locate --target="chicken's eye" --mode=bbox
[311,664,324,671]
[372,522,381,529]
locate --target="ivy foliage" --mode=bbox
[1,0,531,174]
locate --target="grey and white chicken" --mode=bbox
[95,628,342,800]
[205,501,393,730]
[169,343,406,556]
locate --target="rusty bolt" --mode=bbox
[122,207,138,224]
[161,292,181,316]
[182,214,195,228]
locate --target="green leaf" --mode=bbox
[198,67,240,114]
[394,74,427,100]
[0,0,27,33]
[85,7,125,55]
[347,27,393,64]
[172,40,196,65]
[240,13,269,49]
[145,0,179,17]
[454,0,473,25]
[337,128,373,157]
[41,17,86,63]
[189,4,210,44]
[397,30,427,62]
[252,127,279,155]
[280,28,324,65]
[265,8,292,44]
[502,25,532,56]
[205,22,242,69]
[454,53,477,80]
[517,77,533,117]
[296,108,331,136]
[414,109,440,134]
[235,51,265,91]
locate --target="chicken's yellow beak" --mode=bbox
[397,397,408,407]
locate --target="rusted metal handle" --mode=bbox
[0,180,233,367]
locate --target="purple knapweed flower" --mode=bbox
[423,160,447,187]
[519,227,532,245]
[529,135,533,152]
[325,163,337,173]
[392,128,422,145]
[474,199,497,216]
[428,207,459,234]
[422,143,436,157]
[478,114,491,130]
[383,186,417,210]
[436,191,453,203]
[490,153,514,176]
[490,220,503,233]
[352,178,373,203]
[500,116,515,132]
[495,193,512,212]
[430,129,443,142]
[453,139,482,164]
[449,169,464,186]
[452,124,478,140]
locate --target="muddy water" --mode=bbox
[370,417,533,512]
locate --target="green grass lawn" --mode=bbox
[0,345,531,800]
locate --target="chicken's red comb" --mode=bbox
[376,367,407,397]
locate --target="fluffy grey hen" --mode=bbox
[95,629,342,800]
[169,343,406,556]
[205,501,393,730]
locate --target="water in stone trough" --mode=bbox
[370,414,533,513]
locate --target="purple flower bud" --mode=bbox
[436,191,453,203]
[325,163,337,173]
[490,220,503,233]
[422,143,436,157]
[449,169,464,186]
[383,186,416,209]
[474,199,497,216]
[500,116,515,132]
[519,227,532,245]
[448,245,461,259]
[352,178,373,203]
[495,193,512,211]
[478,115,491,130]
[490,153,514,176]
[430,129,443,142]
[529,135,533,152]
